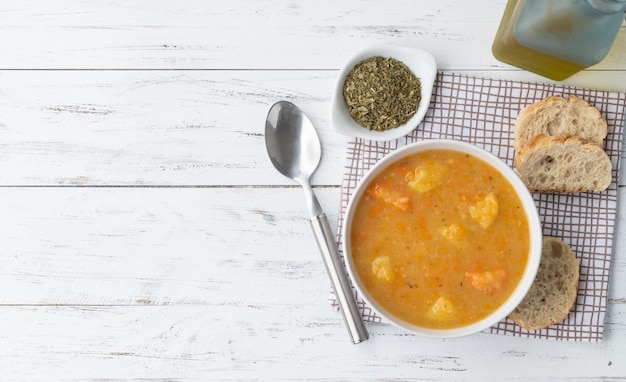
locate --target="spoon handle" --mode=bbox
[310,213,369,344]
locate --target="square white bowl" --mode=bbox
[331,45,437,141]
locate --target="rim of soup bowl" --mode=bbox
[342,139,542,338]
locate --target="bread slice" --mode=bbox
[514,134,612,193]
[509,236,579,331]
[514,95,607,152]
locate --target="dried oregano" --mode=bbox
[343,56,422,131]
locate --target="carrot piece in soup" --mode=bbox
[465,269,506,293]
[469,192,499,229]
[405,161,447,193]
[367,182,410,211]
[372,256,395,283]
[395,162,412,177]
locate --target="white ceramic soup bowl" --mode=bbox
[342,139,542,338]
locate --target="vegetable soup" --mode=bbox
[350,149,530,329]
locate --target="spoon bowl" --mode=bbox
[265,103,321,184]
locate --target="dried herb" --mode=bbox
[343,56,422,131]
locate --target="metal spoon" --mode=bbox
[265,101,369,344]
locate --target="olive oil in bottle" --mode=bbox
[492,0,626,81]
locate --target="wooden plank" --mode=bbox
[0,303,624,380]
[1,70,626,187]
[1,1,624,70]
[2,187,625,306]
[0,70,345,186]
[1,187,339,305]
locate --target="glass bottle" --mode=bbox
[492,0,626,81]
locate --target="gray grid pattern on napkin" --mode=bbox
[330,71,626,342]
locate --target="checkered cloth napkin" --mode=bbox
[330,71,626,341]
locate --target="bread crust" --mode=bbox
[509,236,579,331]
[514,95,607,152]
[514,134,612,193]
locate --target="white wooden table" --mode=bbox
[1,1,626,380]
